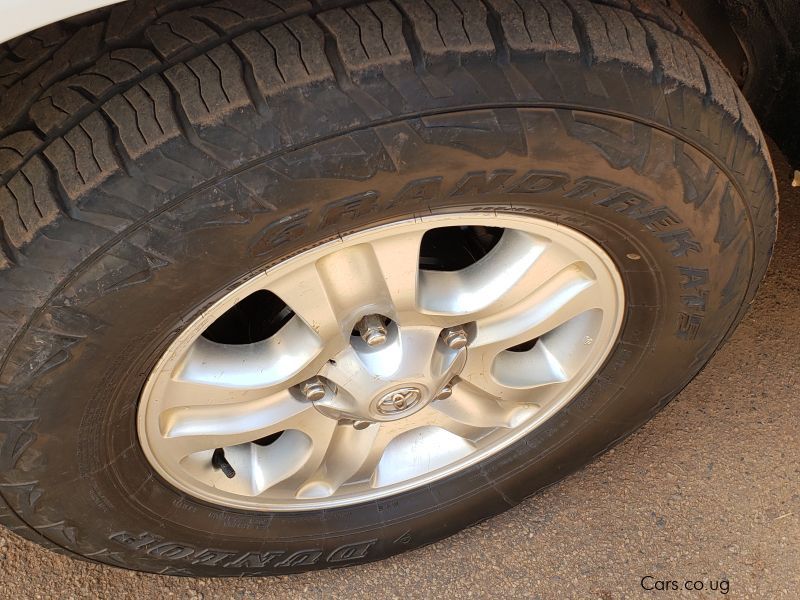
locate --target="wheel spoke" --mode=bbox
[471,262,599,352]
[490,339,570,389]
[219,429,317,496]
[151,377,267,412]
[308,229,425,324]
[458,351,565,401]
[371,415,478,488]
[267,261,348,352]
[395,403,489,442]
[366,228,426,316]
[158,389,315,457]
[176,316,324,390]
[430,380,540,428]
[418,229,547,317]
[295,423,381,499]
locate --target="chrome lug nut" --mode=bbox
[434,384,453,401]
[442,326,468,350]
[300,379,327,402]
[357,314,388,347]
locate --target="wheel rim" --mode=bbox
[137,213,625,511]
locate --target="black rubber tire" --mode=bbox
[0,0,777,576]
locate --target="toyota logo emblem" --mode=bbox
[376,387,423,415]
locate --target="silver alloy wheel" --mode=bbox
[137,213,625,511]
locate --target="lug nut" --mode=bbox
[434,384,453,401]
[357,314,387,347]
[442,326,468,350]
[300,379,327,401]
[352,420,372,430]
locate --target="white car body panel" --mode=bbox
[0,0,124,44]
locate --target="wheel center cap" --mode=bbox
[376,387,424,416]
[311,325,466,422]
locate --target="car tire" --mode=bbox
[0,0,777,575]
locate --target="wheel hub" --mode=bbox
[310,324,467,422]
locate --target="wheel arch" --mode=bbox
[0,0,125,45]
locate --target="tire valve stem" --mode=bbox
[212,448,236,479]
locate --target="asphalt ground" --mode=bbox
[0,146,798,599]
